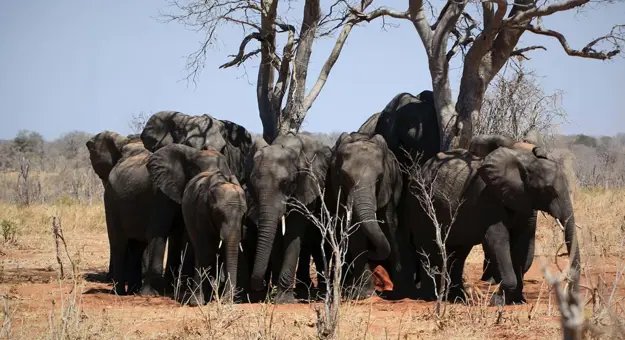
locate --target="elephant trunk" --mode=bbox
[351,189,391,261]
[224,233,239,298]
[551,196,581,283]
[250,196,285,291]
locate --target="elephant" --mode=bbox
[146,144,248,305]
[85,131,162,295]
[468,134,547,284]
[326,132,413,299]
[140,110,254,184]
[139,110,255,295]
[403,143,581,305]
[246,132,332,303]
[357,90,442,292]
[357,90,440,167]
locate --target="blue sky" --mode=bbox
[0,0,623,140]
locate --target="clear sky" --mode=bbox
[0,0,623,140]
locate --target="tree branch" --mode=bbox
[303,0,384,112]
[511,45,547,60]
[273,25,296,112]
[523,24,623,60]
[219,32,263,68]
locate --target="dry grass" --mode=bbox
[0,189,624,339]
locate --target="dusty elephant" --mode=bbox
[86,131,185,295]
[325,132,411,299]
[146,144,248,305]
[404,143,581,305]
[468,134,547,284]
[246,133,332,303]
[139,111,255,294]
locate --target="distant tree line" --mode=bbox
[0,125,623,206]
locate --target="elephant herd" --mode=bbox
[86,90,581,306]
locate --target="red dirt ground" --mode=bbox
[1,231,624,339]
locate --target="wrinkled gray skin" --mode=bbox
[146,144,247,305]
[468,134,544,284]
[139,110,254,295]
[140,110,253,184]
[325,133,405,299]
[247,133,332,303]
[404,144,581,305]
[85,132,154,295]
[358,90,440,167]
[358,90,441,296]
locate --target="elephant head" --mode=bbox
[329,132,402,261]
[246,133,332,290]
[140,111,253,184]
[145,144,236,204]
[85,131,133,182]
[478,146,581,279]
[469,134,548,159]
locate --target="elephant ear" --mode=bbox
[374,135,402,207]
[243,136,268,185]
[478,147,532,214]
[140,111,181,152]
[295,141,332,206]
[146,144,196,204]
[85,131,128,181]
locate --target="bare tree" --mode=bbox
[474,61,567,148]
[347,0,624,148]
[160,0,396,143]
[128,111,151,135]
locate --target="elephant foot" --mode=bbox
[489,291,527,306]
[138,284,160,297]
[274,287,297,304]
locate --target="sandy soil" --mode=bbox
[1,229,624,340]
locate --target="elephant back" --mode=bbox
[419,149,482,209]
[371,90,440,166]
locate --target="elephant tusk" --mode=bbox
[555,219,565,231]
[239,242,243,252]
[281,215,286,236]
[218,240,223,249]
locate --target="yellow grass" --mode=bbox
[0,189,624,339]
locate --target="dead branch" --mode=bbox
[522,24,623,60]
[511,45,547,60]
[218,33,263,68]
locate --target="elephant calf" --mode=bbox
[404,145,581,305]
[147,144,248,305]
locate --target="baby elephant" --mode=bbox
[147,144,247,306]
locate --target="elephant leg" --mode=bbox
[516,210,537,275]
[384,201,415,299]
[485,222,519,306]
[104,199,127,295]
[480,240,501,283]
[346,229,375,300]
[188,244,211,306]
[508,210,537,304]
[275,213,308,304]
[295,241,312,298]
[164,215,194,297]
[446,245,472,303]
[140,192,176,296]
[110,239,128,295]
[126,240,146,295]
